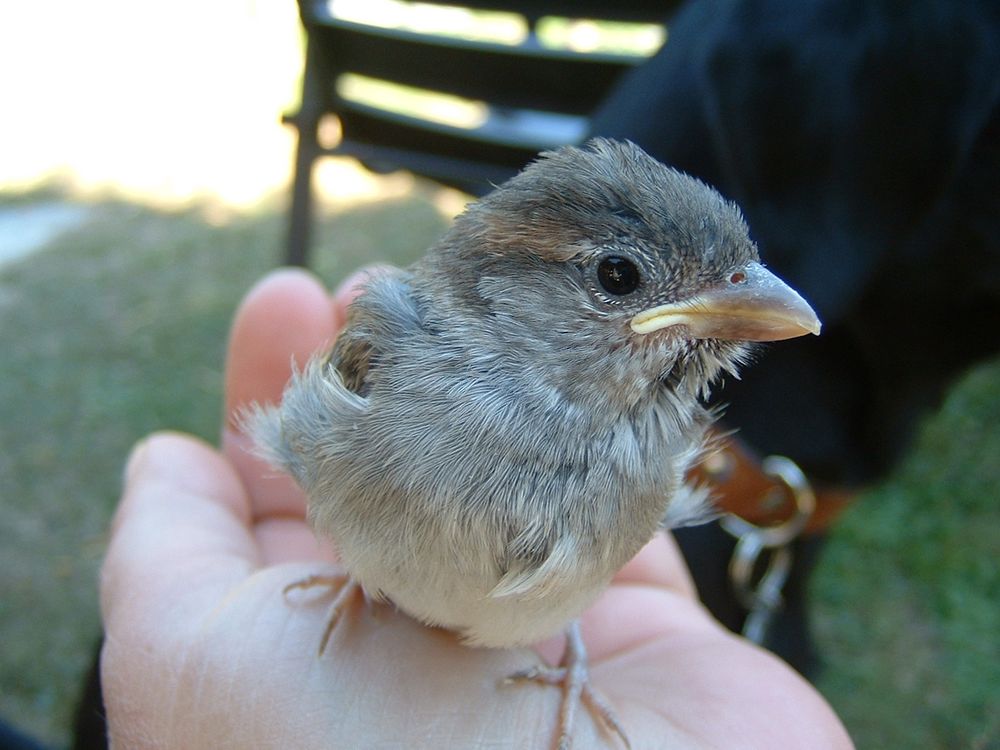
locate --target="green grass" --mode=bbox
[0,185,997,748]
[813,362,1000,749]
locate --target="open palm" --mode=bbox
[100,268,852,749]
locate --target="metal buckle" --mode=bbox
[719,456,816,644]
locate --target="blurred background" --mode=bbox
[0,1,997,748]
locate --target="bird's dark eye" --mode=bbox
[597,256,641,295]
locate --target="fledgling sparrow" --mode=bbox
[251,138,820,748]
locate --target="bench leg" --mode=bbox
[287,122,317,267]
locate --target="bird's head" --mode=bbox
[426,138,820,404]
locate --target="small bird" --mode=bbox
[251,138,820,748]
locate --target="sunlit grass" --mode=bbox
[0,1,663,211]
[0,2,304,208]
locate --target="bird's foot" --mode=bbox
[506,621,630,750]
[283,574,364,655]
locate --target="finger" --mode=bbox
[254,515,339,567]
[101,433,258,635]
[613,531,698,600]
[583,533,702,656]
[224,268,338,420]
[330,265,394,323]
[222,268,338,519]
[533,533,702,664]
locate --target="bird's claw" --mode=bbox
[283,574,363,655]
[506,621,630,750]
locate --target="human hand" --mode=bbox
[100,268,853,749]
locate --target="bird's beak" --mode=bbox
[630,262,821,341]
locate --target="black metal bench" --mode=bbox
[284,0,680,265]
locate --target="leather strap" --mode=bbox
[688,434,856,535]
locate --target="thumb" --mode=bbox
[101,432,259,636]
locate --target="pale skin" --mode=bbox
[100,267,855,749]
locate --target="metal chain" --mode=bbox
[719,456,816,644]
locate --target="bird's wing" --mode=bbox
[326,270,420,396]
[327,324,372,395]
[489,533,578,600]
